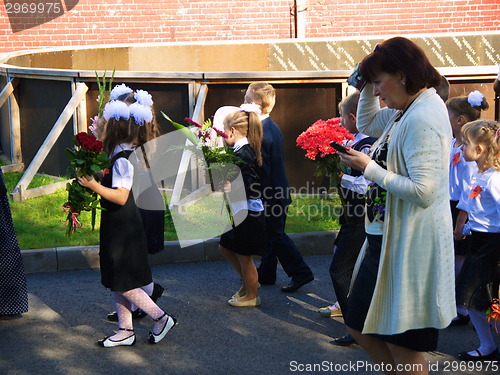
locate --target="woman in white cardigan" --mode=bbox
[339,37,456,375]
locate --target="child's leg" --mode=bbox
[235,254,258,301]
[109,292,134,340]
[454,254,469,319]
[128,282,155,312]
[122,288,169,335]
[220,245,245,293]
[466,308,497,356]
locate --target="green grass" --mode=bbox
[4,172,340,250]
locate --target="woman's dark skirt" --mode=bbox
[345,234,439,352]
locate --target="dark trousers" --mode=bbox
[329,221,366,315]
[258,203,313,283]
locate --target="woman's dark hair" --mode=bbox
[359,37,441,95]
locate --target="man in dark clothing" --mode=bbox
[244,82,314,292]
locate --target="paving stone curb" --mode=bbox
[21,230,338,274]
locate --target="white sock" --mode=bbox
[468,308,497,356]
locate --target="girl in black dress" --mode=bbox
[219,106,267,307]
[79,92,175,347]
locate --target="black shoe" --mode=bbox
[106,283,165,321]
[458,348,498,361]
[107,308,147,321]
[332,334,357,346]
[449,313,470,327]
[281,275,314,292]
[151,283,165,302]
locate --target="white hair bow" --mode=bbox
[110,84,133,101]
[103,100,130,121]
[239,103,262,115]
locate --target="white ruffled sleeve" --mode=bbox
[112,158,134,190]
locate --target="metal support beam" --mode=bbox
[0,78,15,108]
[169,84,209,209]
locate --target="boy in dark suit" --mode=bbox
[244,82,314,292]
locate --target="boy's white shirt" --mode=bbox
[340,133,372,195]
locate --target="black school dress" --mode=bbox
[219,144,267,256]
[99,150,152,292]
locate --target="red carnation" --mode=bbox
[296,117,354,160]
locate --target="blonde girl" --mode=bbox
[79,90,175,347]
[446,90,489,326]
[454,119,500,361]
[219,105,267,307]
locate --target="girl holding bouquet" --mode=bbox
[219,106,267,307]
[79,90,176,347]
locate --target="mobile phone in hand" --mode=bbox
[347,63,367,91]
[330,141,348,153]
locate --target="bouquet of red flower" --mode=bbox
[63,132,110,235]
[296,117,354,186]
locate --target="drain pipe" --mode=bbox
[494,65,499,122]
[295,0,307,38]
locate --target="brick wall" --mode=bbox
[1,0,499,53]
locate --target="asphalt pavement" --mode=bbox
[1,255,499,375]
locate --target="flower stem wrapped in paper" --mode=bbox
[63,132,110,235]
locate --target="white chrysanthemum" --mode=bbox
[134,90,153,107]
[129,102,153,126]
[239,103,262,115]
[110,84,133,101]
[103,100,130,121]
[467,90,484,108]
